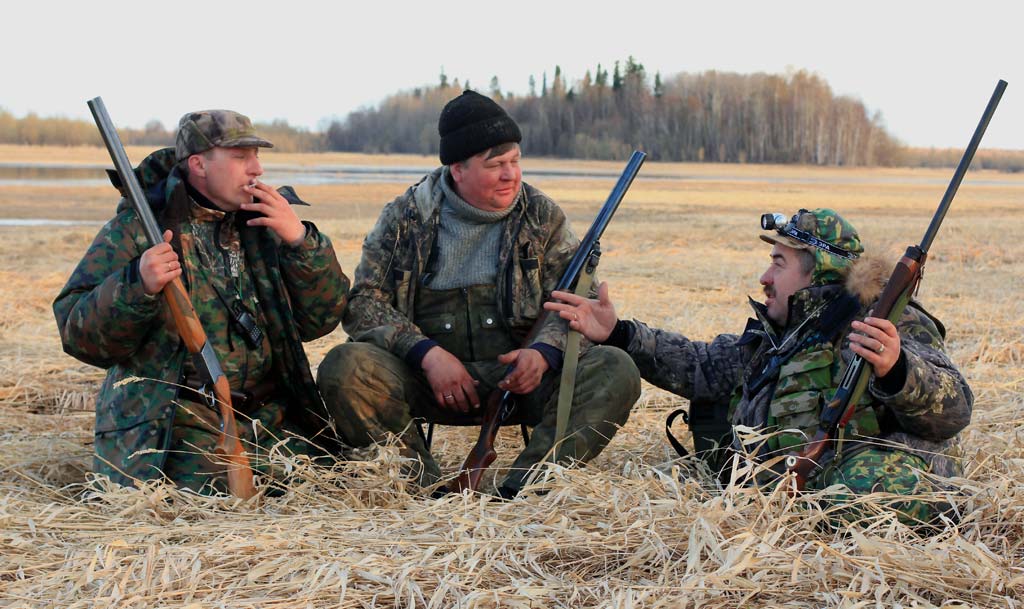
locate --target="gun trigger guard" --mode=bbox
[197,384,217,410]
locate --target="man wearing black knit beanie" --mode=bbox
[318,90,641,498]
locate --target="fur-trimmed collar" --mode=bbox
[844,252,890,306]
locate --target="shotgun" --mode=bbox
[87,96,257,499]
[785,79,1007,491]
[452,150,647,492]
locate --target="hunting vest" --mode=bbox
[414,284,517,362]
[757,339,881,454]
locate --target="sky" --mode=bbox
[4,0,1021,150]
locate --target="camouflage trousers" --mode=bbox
[808,446,949,527]
[161,398,318,495]
[317,342,641,493]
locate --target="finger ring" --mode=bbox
[877,344,886,354]
[444,393,454,400]
[573,313,579,321]
[166,262,172,272]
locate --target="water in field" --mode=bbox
[1,161,1021,188]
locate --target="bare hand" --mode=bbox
[544,281,618,343]
[421,346,480,412]
[496,348,549,394]
[241,180,306,246]
[139,230,181,295]
[849,317,901,378]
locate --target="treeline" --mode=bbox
[0,110,322,153]
[901,147,1024,173]
[0,111,171,147]
[327,61,903,166]
[4,62,1021,171]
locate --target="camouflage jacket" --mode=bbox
[343,167,579,360]
[622,270,973,479]
[53,147,349,486]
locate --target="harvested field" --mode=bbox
[2,146,1023,607]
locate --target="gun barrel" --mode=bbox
[919,79,1007,253]
[556,150,646,291]
[87,97,165,247]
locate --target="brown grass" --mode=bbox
[2,146,1023,607]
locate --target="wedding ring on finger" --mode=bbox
[877,344,886,354]
[444,393,454,401]
[573,313,579,321]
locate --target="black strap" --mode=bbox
[665,408,691,458]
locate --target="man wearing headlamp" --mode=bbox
[544,208,973,525]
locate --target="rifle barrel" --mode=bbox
[919,79,1007,253]
[87,97,164,247]
[556,150,646,291]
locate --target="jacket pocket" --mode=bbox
[393,268,412,315]
[512,257,542,321]
[418,313,457,337]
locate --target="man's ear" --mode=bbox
[449,161,464,184]
[187,154,206,179]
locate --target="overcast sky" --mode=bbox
[4,0,1020,150]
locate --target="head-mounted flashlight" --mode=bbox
[760,213,788,231]
[760,209,859,261]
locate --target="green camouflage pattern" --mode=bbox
[342,167,583,359]
[163,397,318,494]
[317,342,639,492]
[810,447,945,526]
[620,266,972,496]
[175,109,273,162]
[179,202,275,392]
[53,148,349,489]
[762,208,864,285]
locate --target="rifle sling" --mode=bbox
[552,262,597,461]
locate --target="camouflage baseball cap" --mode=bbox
[760,208,863,285]
[175,110,273,162]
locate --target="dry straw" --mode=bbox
[2,153,1023,607]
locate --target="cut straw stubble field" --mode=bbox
[1,147,1023,607]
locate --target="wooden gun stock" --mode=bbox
[451,391,507,492]
[163,277,256,499]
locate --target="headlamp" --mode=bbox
[760,213,787,231]
[760,209,859,261]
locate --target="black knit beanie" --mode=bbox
[438,90,522,165]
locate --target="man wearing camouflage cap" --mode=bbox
[55,110,350,493]
[546,208,973,525]
[317,90,641,498]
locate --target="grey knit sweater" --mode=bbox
[429,169,516,289]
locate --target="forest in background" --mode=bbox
[2,60,1021,170]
